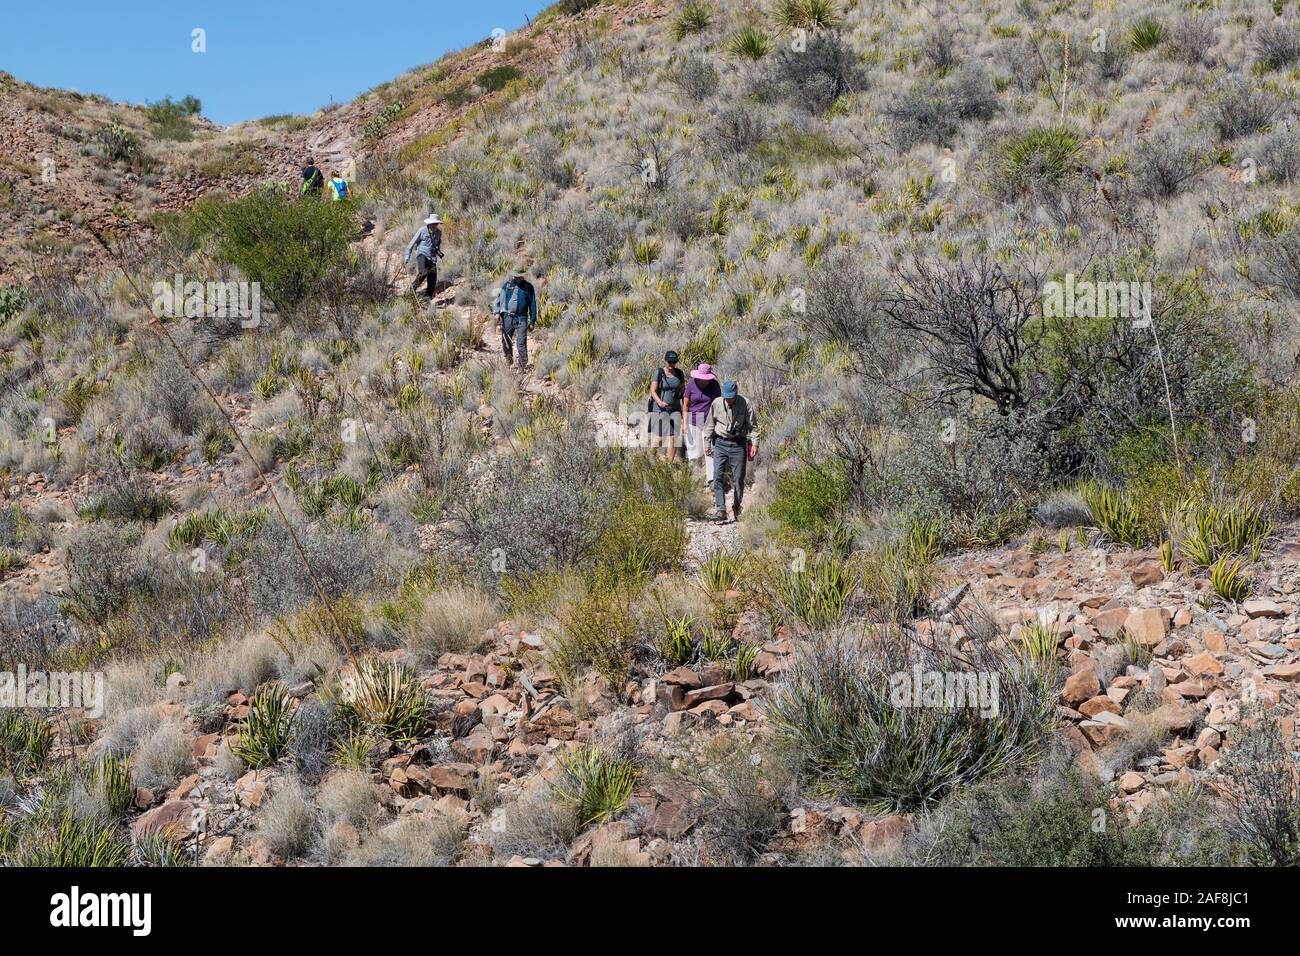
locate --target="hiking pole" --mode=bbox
[85,224,360,670]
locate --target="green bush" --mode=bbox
[995,124,1083,194]
[144,96,201,141]
[476,66,521,92]
[185,188,360,316]
[769,463,848,537]
[94,123,140,164]
[672,1,713,40]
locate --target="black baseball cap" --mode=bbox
[665,350,679,363]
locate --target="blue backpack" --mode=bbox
[501,279,529,316]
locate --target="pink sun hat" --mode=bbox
[690,362,717,381]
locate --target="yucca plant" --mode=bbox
[671,1,713,40]
[770,0,841,30]
[134,834,190,867]
[1130,16,1166,52]
[776,552,856,629]
[20,812,132,867]
[729,642,761,681]
[1159,539,1176,574]
[1017,618,1060,675]
[334,656,429,742]
[554,745,639,827]
[727,27,772,60]
[658,614,697,666]
[0,711,53,775]
[700,549,743,593]
[1079,482,1146,547]
[233,682,298,768]
[86,754,134,818]
[699,627,734,662]
[1210,555,1249,603]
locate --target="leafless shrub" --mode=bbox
[1218,706,1300,865]
[1131,131,1211,199]
[1253,21,1300,71]
[1166,16,1217,66]
[1203,76,1283,140]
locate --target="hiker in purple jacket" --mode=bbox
[682,362,722,487]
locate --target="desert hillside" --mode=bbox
[1,0,1300,869]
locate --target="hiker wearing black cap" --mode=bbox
[703,380,758,522]
[647,350,686,461]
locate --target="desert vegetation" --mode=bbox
[1,0,1299,868]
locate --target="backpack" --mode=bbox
[301,167,322,194]
[655,367,684,407]
[501,279,530,316]
[329,178,348,200]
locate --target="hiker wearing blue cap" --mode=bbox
[703,379,758,523]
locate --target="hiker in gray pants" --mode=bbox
[494,260,537,368]
[703,380,759,522]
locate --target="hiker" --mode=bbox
[647,351,686,461]
[327,169,350,201]
[494,261,537,368]
[704,379,758,522]
[404,215,445,300]
[683,361,722,485]
[301,157,324,198]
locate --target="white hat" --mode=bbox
[424,214,443,225]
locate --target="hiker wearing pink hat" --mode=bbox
[683,363,722,486]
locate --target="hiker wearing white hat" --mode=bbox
[404,215,446,300]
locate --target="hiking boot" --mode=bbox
[710,509,728,523]
[732,503,743,521]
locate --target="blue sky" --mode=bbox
[3,0,543,124]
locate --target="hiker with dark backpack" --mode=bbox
[404,215,445,300]
[646,350,686,461]
[704,380,758,523]
[495,261,537,368]
[301,157,324,198]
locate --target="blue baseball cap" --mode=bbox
[721,380,738,399]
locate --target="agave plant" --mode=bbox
[233,682,298,768]
[554,745,639,827]
[335,656,429,742]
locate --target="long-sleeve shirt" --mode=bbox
[404,226,443,263]
[493,278,537,328]
[703,395,758,451]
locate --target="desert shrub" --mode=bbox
[131,720,193,791]
[451,424,617,580]
[233,682,298,768]
[549,572,644,690]
[318,770,379,829]
[1166,16,1217,65]
[1131,131,1209,199]
[768,624,1055,812]
[78,475,176,523]
[0,285,28,321]
[257,777,320,860]
[770,551,857,629]
[668,53,719,99]
[887,67,998,149]
[673,738,790,863]
[402,583,497,662]
[909,768,1231,865]
[1218,706,1300,865]
[185,188,360,316]
[61,524,148,628]
[243,521,384,618]
[1253,21,1300,71]
[554,744,639,827]
[1035,490,1090,529]
[347,813,465,866]
[769,462,849,538]
[1260,124,1300,183]
[765,31,863,113]
[475,65,520,92]
[1203,77,1282,140]
[144,96,201,140]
